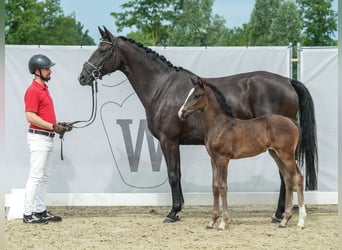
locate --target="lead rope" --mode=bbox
[58,80,99,160]
[70,80,98,128]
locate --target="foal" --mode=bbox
[178,76,306,230]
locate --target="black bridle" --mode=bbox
[59,39,118,160]
[71,38,118,129]
[82,39,118,83]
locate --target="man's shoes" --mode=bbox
[34,210,62,222]
[23,214,48,224]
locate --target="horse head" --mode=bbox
[78,26,119,86]
[178,76,207,120]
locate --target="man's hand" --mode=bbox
[53,122,73,138]
[57,122,73,131]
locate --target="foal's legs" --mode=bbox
[207,158,220,229]
[268,150,294,227]
[279,157,306,229]
[268,150,287,220]
[279,168,294,228]
[270,149,306,228]
[293,166,306,229]
[273,172,285,222]
[207,156,230,230]
[217,157,229,230]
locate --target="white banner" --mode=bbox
[300,47,338,191]
[4,45,295,194]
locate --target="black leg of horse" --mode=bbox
[161,141,183,223]
[272,171,285,223]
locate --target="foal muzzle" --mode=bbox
[178,109,190,120]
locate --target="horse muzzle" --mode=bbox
[78,72,93,86]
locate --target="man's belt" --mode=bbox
[28,128,55,137]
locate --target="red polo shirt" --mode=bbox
[24,80,57,131]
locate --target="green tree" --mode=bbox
[296,0,337,46]
[269,0,302,45]
[223,24,250,46]
[111,0,229,46]
[111,0,175,46]
[248,0,281,45]
[5,0,95,45]
[167,0,229,46]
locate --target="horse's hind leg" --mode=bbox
[207,159,220,229]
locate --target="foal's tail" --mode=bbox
[291,79,318,190]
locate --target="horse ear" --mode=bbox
[98,27,105,39]
[103,26,115,41]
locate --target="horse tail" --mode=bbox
[291,79,318,190]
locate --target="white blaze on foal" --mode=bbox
[178,88,195,118]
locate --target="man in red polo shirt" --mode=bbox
[23,54,72,224]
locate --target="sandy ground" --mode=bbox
[5,204,338,250]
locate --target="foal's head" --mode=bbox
[178,76,208,120]
[178,76,233,120]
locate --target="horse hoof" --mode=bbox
[218,222,226,230]
[206,221,215,229]
[297,226,305,230]
[271,214,282,223]
[163,216,179,224]
[278,223,286,228]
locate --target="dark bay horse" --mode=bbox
[178,76,306,230]
[78,26,317,223]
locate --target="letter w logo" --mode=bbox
[116,119,163,172]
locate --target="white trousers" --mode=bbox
[23,133,54,215]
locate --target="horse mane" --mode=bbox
[204,81,233,117]
[117,36,184,72]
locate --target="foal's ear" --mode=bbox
[189,75,197,86]
[189,76,204,88]
[197,77,205,88]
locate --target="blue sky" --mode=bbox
[59,0,338,42]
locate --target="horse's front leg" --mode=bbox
[161,140,183,223]
[217,157,230,230]
[207,159,219,229]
